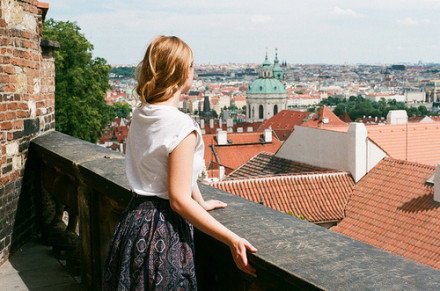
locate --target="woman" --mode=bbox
[103,35,257,290]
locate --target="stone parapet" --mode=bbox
[29,131,440,290]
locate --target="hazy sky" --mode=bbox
[47,0,440,65]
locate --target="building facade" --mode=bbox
[246,52,287,122]
[425,80,440,102]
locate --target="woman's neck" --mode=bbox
[154,91,180,108]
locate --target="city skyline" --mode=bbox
[47,0,440,65]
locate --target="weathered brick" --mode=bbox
[5,84,15,92]
[23,119,39,135]
[0,122,12,130]
[7,132,13,141]
[18,140,29,152]
[7,103,18,110]
[2,164,12,175]
[12,131,23,140]
[0,75,9,83]
[13,120,23,129]
[0,66,15,74]
[0,19,6,28]
[0,113,5,121]
[6,112,16,120]
[22,31,31,39]
[16,111,29,118]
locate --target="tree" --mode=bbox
[333,103,346,117]
[113,102,132,119]
[43,19,115,143]
[418,105,428,116]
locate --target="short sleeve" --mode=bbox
[167,114,200,154]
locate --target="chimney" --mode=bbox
[219,118,223,130]
[200,119,205,129]
[226,118,233,128]
[237,127,243,132]
[247,127,253,132]
[264,128,272,142]
[434,164,440,202]
[219,166,225,180]
[226,118,233,132]
[347,122,368,183]
[217,130,227,145]
[386,110,408,124]
[209,119,214,128]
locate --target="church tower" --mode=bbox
[246,51,287,122]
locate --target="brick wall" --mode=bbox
[0,0,56,265]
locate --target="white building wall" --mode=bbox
[276,126,348,172]
[367,139,387,172]
[275,123,387,182]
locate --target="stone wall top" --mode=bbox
[30,131,440,290]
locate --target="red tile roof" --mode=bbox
[202,132,283,175]
[317,121,440,166]
[366,122,440,166]
[207,172,354,223]
[332,158,440,270]
[339,112,352,123]
[302,106,347,128]
[258,110,310,140]
[228,152,334,179]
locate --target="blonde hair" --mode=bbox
[135,36,193,104]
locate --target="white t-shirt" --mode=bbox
[125,103,204,199]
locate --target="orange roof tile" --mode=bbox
[258,110,310,141]
[302,106,347,128]
[207,172,354,223]
[339,112,352,123]
[332,158,440,270]
[366,122,440,166]
[202,132,282,171]
[228,152,334,179]
[316,121,440,166]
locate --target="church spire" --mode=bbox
[273,48,283,80]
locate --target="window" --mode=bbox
[259,105,263,119]
[274,105,278,115]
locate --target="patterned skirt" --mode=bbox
[102,195,197,290]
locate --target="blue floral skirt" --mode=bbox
[102,195,197,290]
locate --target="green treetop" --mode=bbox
[43,19,115,143]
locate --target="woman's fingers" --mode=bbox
[244,240,258,253]
[232,238,258,277]
[204,200,227,211]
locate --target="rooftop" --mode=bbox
[228,152,335,179]
[208,171,354,224]
[333,158,440,270]
[324,121,440,166]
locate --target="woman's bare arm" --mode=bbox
[169,131,257,277]
[192,183,227,211]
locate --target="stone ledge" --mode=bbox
[30,131,440,290]
[40,39,60,49]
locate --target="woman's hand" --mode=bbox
[203,200,227,211]
[229,235,258,277]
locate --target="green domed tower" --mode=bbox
[273,49,283,80]
[246,51,287,122]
